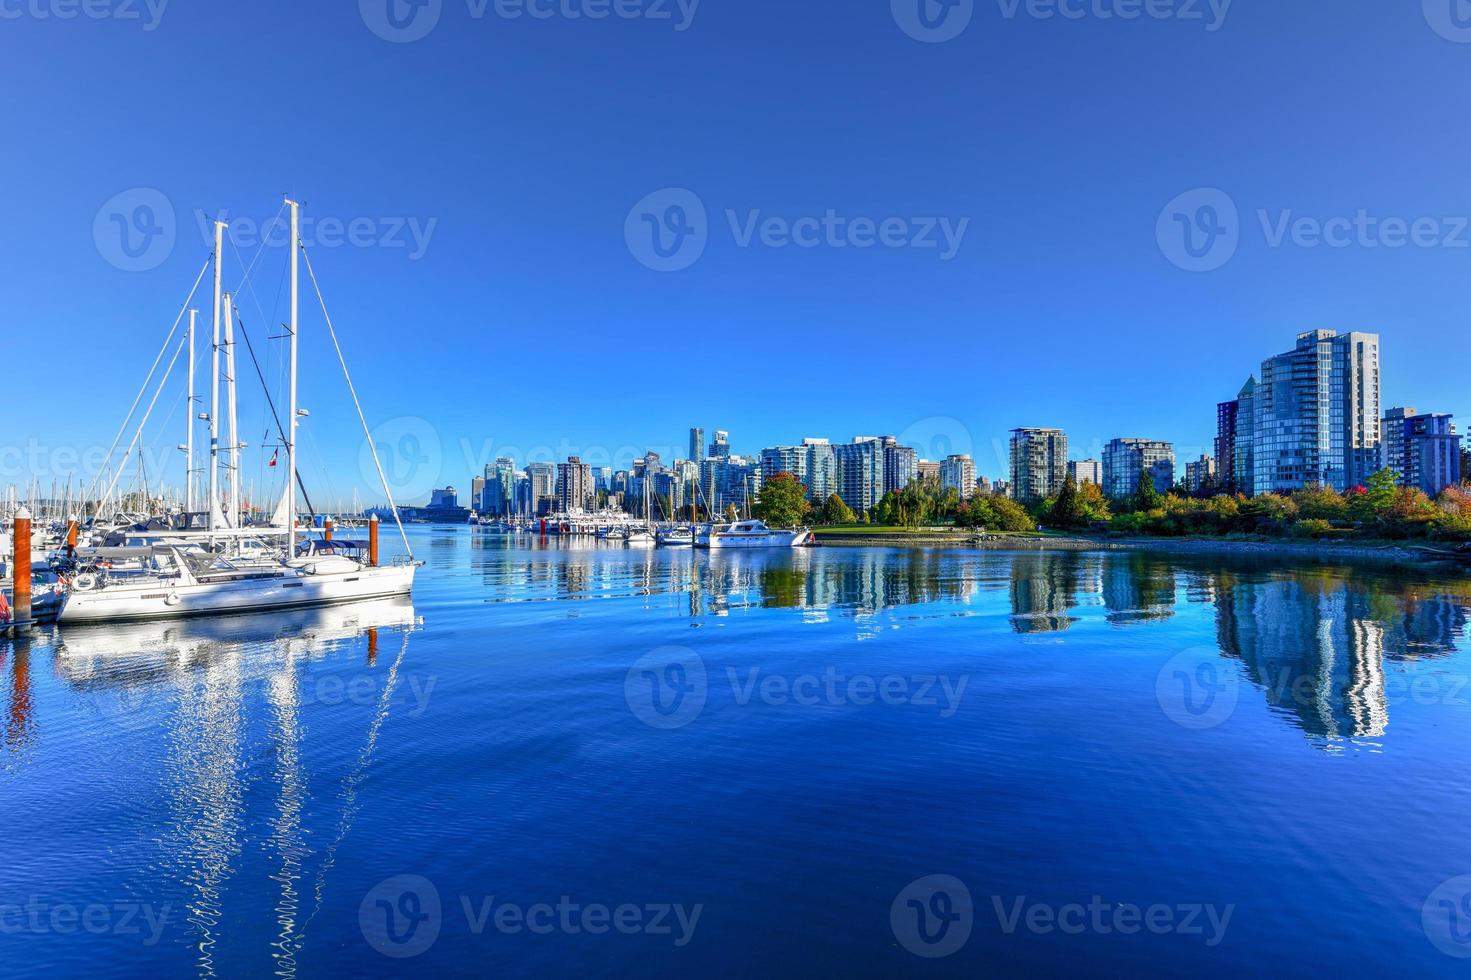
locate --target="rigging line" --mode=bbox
[230,200,287,296]
[232,307,317,518]
[300,244,414,560]
[83,254,211,513]
[96,333,189,511]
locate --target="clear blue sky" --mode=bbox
[4,0,1469,506]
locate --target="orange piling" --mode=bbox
[12,507,32,629]
[368,514,379,567]
[65,514,78,549]
[324,517,334,542]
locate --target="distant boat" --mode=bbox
[657,525,695,547]
[704,519,811,549]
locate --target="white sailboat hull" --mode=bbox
[58,563,416,624]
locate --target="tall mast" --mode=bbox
[209,219,226,534]
[286,198,300,556]
[185,308,197,514]
[224,291,240,528]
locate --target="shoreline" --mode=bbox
[811,529,1467,568]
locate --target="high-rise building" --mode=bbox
[556,456,594,513]
[1067,459,1101,486]
[689,427,705,465]
[709,430,730,459]
[805,438,837,502]
[760,446,808,487]
[1254,330,1381,494]
[1185,454,1217,493]
[1381,406,1418,482]
[917,460,941,482]
[1384,411,1461,496]
[1009,428,1068,503]
[1216,376,1257,495]
[939,454,976,496]
[470,476,487,513]
[1103,438,1176,499]
[527,461,557,515]
[482,457,516,515]
[882,438,918,494]
[834,438,884,514]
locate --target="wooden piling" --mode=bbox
[12,507,31,629]
[66,514,78,549]
[368,514,379,567]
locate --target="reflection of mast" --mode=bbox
[165,647,244,978]
[267,643,307,977]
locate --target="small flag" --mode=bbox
[269,449,279,468]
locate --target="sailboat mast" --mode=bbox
[209,220,225,535]
[286,198,300,557]
[186,307,197,514]
[224,291,240,528]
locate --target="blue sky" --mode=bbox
[3,0,1469,506]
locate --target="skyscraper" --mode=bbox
[1103,438,1176,499]
[1254,330,1381,493]
[1216,376,1256,495]
[834,438,884,514]
[1009,428,1068,503]
[1067,459,1101,486]
[556,456,594,513]
[689,427,705,465]
[881,437,918,494]
[1381,406,1418,482]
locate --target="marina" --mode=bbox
[4,530,1471,974]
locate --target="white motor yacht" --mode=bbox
[704,520,812,549]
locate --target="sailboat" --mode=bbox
[58,199,419,624]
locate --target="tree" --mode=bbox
[753,472,812,528]
[1050,476,1088,528]
[1130,467,1165,513]
[819,492,857,525]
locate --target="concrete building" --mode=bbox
[1103,438,1176,499]
[882,437,918,494]
[1067,459,1102,486]
[1009,428,1069,503]
[1254,330,1381,494]
[709,430,730,459]
[1384,411,1461,496]
[556,456,594,513]
[917,460,941,482]
[939,454,976,496]
[1185,454,1217,493]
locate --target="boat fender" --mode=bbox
[72,573,98,591]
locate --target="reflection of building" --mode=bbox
[1008,553,1082,633]
[1213,576,1387,739]
[1100,553,1177,624]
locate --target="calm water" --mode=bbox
[4,529,1471,976]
